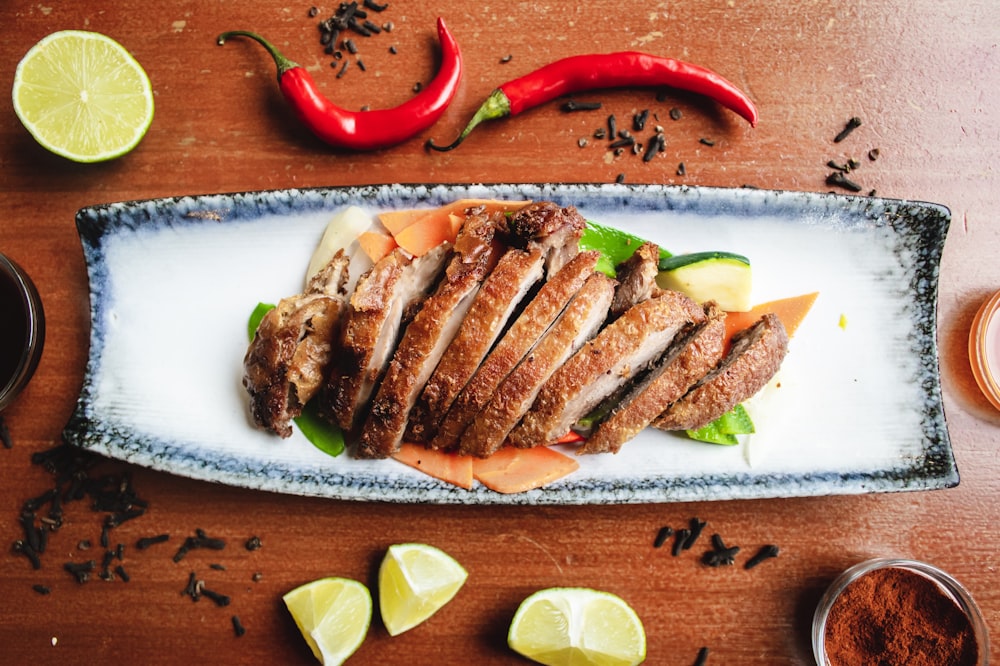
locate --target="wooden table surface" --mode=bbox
[2,1,998,663]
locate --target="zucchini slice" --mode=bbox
[656,251,752,312]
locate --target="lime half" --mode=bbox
[282,577,372,665]
[12,30,154,162]
[508,587,647,666]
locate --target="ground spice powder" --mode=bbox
[824,566,979,665]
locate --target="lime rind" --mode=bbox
[12,30,154,163]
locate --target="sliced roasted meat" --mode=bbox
[406,245,546,443]
[323,243,450,431]
[357,209,503,458]
[653,312,789,431]
[581,301,727,454]
[501,201,587,275]
[509,289,704,449]
[609,241,660,320]
[243,251,351,438]
[430,250,601,452]
[458,270,617,458]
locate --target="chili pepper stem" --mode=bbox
[217,30,299,80]
[426,88,511,152]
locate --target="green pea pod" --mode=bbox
[580,220,671,277]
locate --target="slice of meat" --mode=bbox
[501,202,587,275]
[430,250,600,452]
[406,245,546,443]
[580,301,727,454]
[243,251,351,438]
[508,289,704,449]
[653,312,789,431]
[357,209,502,458]
[323,243,450,431]
[609,241,660,319]
[458,271,617,458]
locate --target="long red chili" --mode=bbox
[427,51,756,152]
[218,18,461,151]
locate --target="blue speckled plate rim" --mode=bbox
[64,183,955,505]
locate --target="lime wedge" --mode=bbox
[508,587,647,666]
[12,30,154,162]
[378,543,468,636]
[282,577,372,665]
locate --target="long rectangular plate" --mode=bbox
[64,183,955,504]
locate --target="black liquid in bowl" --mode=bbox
[0,253,45,411]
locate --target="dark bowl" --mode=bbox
[0,252,45,411]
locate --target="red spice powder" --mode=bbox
[824,566,979,665]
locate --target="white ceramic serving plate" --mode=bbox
[64,183,955,504]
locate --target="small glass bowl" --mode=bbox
[970,289,1000,411]
[0,253,45,411]
[812,558,989,665]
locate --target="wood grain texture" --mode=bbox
[1,0,998,663]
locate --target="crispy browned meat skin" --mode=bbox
[458,271,616,458]
[430,250,600,451]
[501,201,585,245]
[407,245,546,443]
[609,241,660,320]
[581,301,726,454]
[501,201,587,275]
[323,244,450,431]
[653,312,789,431]
[242,251,350,438]
[357,209,502,458]
[509,289,705,449]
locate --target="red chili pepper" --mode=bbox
[218,18,462,151]
[427,51,756,152]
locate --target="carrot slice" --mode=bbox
[393,214,460,257]
[377,209,427,236]
[357,229,398,263]
[387,199,532,257]
[724,291,819,346]
[472,446,580,494]
[392,443,475,490]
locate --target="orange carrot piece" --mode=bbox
[385,199,532,256]
[392,443,475,490]
[472,446,580,494]
[377,209,427,236]
[393,214,460,257]
[724,291,819,345]
[358,230,398,263]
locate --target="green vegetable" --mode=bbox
[656,251,752,312]
[685,404,755,445]
[247,301,276,340]
[581,220,671,277]
[295,401,346,457]
[246,302,345,457]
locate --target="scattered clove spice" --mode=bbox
[826,171,863,192]
[744,544,780,569]
[834,116,862,142]
[653,526,674,548]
